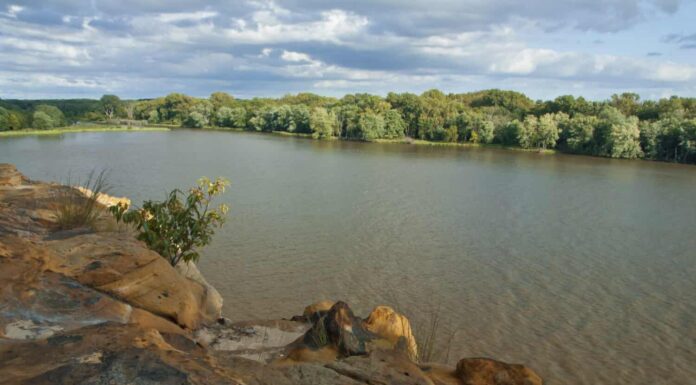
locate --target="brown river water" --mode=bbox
[1,130,694,384]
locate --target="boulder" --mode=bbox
[176,260,224,321]
[364,305,418,361]
[45,233,219,329]
[0,163,24,186]
[301,301,376,356]
[456,358,543,385]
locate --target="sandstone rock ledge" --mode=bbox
[0,164,542,385]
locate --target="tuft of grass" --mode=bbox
[54,170,111,231]
[309,315,330,348]
[381,286,460,364]
[411,302,461,364]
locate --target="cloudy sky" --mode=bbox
[1,0,695,100]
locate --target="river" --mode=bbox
[1,130,694,384]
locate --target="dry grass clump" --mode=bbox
[54,170,110,231]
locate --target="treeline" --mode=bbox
[2,90,695,163]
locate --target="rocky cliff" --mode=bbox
[0,164,542,385]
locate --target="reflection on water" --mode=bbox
[1,130,695,385]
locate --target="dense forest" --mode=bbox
[2,90,695,164]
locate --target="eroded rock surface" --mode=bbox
[456,358,543,385]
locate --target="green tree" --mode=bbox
[184,111,208,128]
[537,113,561,149]
[640,118,691,162]
[383,109,406,139]
[291,105,311,133]
[6,112,23,130]
[110,177,229,267]
[309,107,336,139]
[0,107,9,131]
[32,111,54,129]
[35,105,66,127]
[518,114,559,150]
[564,114,598,154]
[209,92,235,110]
[608,116,642,159]
[216,106,247,129]
[594,106,626,156]
[610,93,640,116]
[357,111,385,141]
[386,92,422,137]
[470,117,495,144]
[518,115,538,149]
[161,93,195,123]
[148,110,160,123]
[498,120,522,146]
[100,94,122,120]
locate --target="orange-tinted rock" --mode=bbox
[0,163,24,186]
[303,300,336,318]
[456,358,543,385]
[420,363,463,385]
[176,260,223,321]
[75,185,130,208]
[364,305,418,361]
[0,236,132,340]
[0,166,223,330]
[300,300,336,323]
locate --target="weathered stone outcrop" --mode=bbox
[456,358,543,385]
[364,305,419,361]
[75,185,130,208]
[0,164,221,330]
[0,164,544,385]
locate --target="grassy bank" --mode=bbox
[0,126,170,137]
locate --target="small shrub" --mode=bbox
[54,170,110,230]
[110,177,229,266]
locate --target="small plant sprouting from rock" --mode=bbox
[110,177,229,266]
[309,315,329,348]
[54,169,110,231]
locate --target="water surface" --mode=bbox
[1,130,694,385]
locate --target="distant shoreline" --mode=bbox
[4,123,684,161]
[199,125,559,153]
[0,126,170,137]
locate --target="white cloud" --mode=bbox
[155,11,218,23]
[1,4,23,18]
[224,9,368,44]
[412,29,696,83]
[281,50,313,62]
